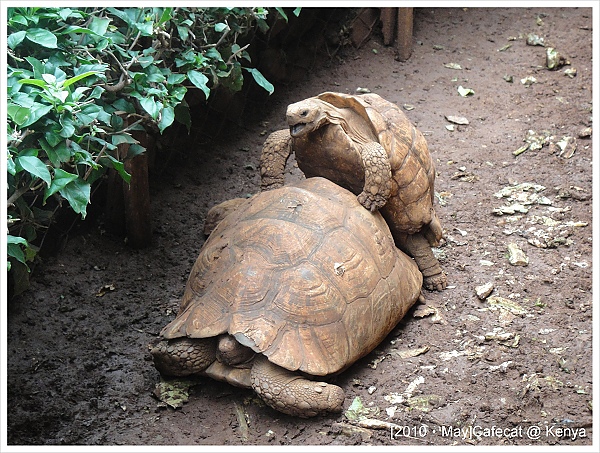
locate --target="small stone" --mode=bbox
[368,386,377,395]
[507,243,529,266]
[577,127,592,138]
[475,282,494,300]
[526,33,545,46]
[445,115,469,125]
[520,76,537,87]
[313,386,323,393]
[546,47,569,70]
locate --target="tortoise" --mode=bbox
[260,91,447,291]
[151,177,423,418]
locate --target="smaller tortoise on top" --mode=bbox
[260,91,447,291]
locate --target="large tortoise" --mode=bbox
[260,91,447,291]
[151,177,423,418]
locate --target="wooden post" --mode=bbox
[104,134,127,237]
[103,122,152,248]
[380,8,397,46]
[396,7,414,61]
[123,130,152,248]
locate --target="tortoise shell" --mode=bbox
[160,177,423,376]
[301,91,438,236]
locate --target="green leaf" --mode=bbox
[42,73,57,84]
[176,25,189,41]
[44,169,78,202]
[106,7,133,26]
[39,139,71,166]
[205,48,222,62]
[26,28,58,48]
[11,93,35,108]
[158,106,175,133]
[144,65,165,83]
[221,63,243,92]
[7,152,16,175]
[44,128,62,147]
[245,68,274,95]
[7,243,27,269]
[80,103,103,119]
[127,144,146,158]
[275,8,289,22]
[57,8,74,21]
[25,56,44,78]
[140,97,160,120]
[18,78,48,88]
[19,103,54,128]
[7,235,28,246]
[9,14,28,27]
[8,31,27,49]
[170,86,187,102]
[89,17,110,37]
[111,98,136,114]
[90,86,105,100]
[167,73,186,85]
[16,155,52,186]
[59,179,91,219]
[187,70,210,100]
[111,133,139,146]
[174,103,191,133]
[158,8,173,25]
[293,7,302,16]
[105,155,131,184]
[63,71,101,88]
[59,115,76,138]
[215,22,228,32]
[7,104,32,125]
[135,21,154,36]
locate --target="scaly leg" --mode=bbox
[151,337,217,377]
[399,231,447,291]
[250,355,345,418]
[260,129,293,191]
[356,142,393,211]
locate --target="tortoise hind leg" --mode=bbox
[151,337,217,377]
[250,355,345,418]
[398,231,447,291]
[260,129,293,191]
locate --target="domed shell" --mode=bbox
[160,177,422,376]
[316,92,437,235]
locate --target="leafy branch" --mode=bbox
[6,6,289,288]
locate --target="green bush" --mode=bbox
[6,6,297,289]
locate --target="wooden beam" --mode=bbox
[397,7,414,61]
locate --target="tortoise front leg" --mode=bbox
[260,129,293,191]
[250,355,345,418]
[151,337,217,377]
[356,142,393,211]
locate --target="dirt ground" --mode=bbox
[4,6,596,449]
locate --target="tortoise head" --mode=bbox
[286,98,331,138]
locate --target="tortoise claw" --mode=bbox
[357,191,387,212]
[423,272,448,292]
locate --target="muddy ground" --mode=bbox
[5,6,596,449]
